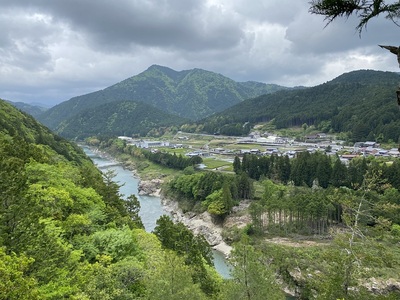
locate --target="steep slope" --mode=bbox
[0,99,88,163]
[37,65,289,128]
[56,100,188,139]
[200,70,400,142]
[0,98,225,299]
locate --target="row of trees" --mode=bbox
[166,171,253,218]
[249,178,400,235]
[141,149,203,170]
[94,137,203,170]
[235,151,400,191]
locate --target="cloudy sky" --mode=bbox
[1,0,399,106]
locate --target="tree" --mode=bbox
[309,0,400,33]
[237,172,254,199]
[331,157,348,187]
[233,156,241,174]
[145,251,207,300]
[223,240,284,300]
[124,194,144,229]
[153,216,218,296]
[0,248,39,299]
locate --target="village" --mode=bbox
[118,130,400,167]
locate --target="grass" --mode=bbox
[202,157,232,170]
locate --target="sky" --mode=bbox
[1,0,399,106]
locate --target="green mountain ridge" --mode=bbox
[37,65,289,129]
[0,99,87,163]
[5,100,48,118]
[199,69,400,142]
[56,100,188,139]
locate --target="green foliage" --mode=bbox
[222,240,285,300]
[6,99,48,118]
[238,153,400,197]
[56,100,188,139]
[200,70,400,141]
[153,215,219,296]
[38,65,288,132]
[309,0,400,33]
[203,182,234,216]
[153,215,213,266]
[1,99,225,298]
[142,148,203,170]
[0,247,39,299]
[167,171,252,218]
[145,250,208,300]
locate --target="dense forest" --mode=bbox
[38,65,288,130]
[196,70,400,142]
[56,100,187,139]
[0,99,291,299]
[3,94,400,298]
[97,136,400,299]
[36,69,400,144]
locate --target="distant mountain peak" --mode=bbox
[38,65,290,131]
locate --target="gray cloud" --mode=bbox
[2,0,244,52]
[0,0,399,105]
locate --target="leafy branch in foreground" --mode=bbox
[309,0,400,33]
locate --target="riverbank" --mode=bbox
[161,196,232,257]
[87,145,233,257]
[137,176,233,257]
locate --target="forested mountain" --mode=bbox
[6,100,48,118]
[199,70,400,142]
[37,64,289,129]
[0,99,225,298]
[56,100,188,139]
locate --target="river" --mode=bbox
[83,146,232,278]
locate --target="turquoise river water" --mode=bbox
[83,146,231,278]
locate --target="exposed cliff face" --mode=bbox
[364,278,400,295]
[138,179,162,196]
[138,180,254,257]
[161,197,232,257]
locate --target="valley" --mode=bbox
[3,1,400,299]
[3,67,400,299]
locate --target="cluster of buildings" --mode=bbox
[118,134,400,163]
[353,141,400,158]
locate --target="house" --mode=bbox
[340,154,359,161]
[388,148,400,157]
[139,141,170,148]
[364,141,378,148]
[250,149,261,154]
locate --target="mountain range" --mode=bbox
[21,66,400,143]
[37,65,289,130]
[5,100,48,118]
[56,100,188,139]
[199,69,400,142]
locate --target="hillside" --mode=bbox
[0,100,89,163]
[56,100,188,139]
[200,70,400,142]
[6,100,48,118]
[0,98,223,298]
[37,65,289,129]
